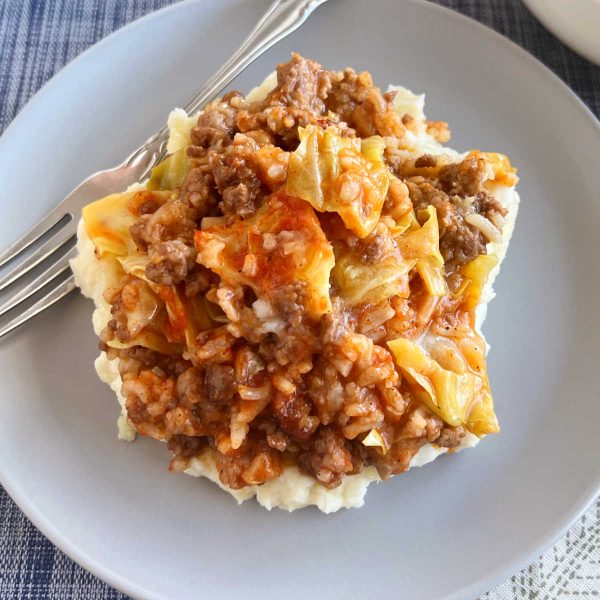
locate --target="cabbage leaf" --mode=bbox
[459,254,498,311]
[388,336,498,435]
[106,330,183,355]
[332,247,412,307]
[332,204,446,307]
[285,125,390,238]
[83,190,169,257]
[84,189,212,357]
[118,254,214,351]
[396,206,446,296]
[148,147,190,191]
[472,150,519,187]
[195,193,335,319]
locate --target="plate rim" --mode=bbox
[0,0,599,598]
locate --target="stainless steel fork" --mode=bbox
[0,0,329,339]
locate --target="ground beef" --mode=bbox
[436,426,466,448]
[130,200,198,250]
[190,99,238,151]
[204,364,236,403]
[320,297,354,345]
[373,439,423,479]
[176,367,230,430]
[122,369,177,440]
[179,163,218,213]
[232,54,339,149]
[472,190,508,221]
[208,137,263,219]
[361,236,387,264]
[227,282,321,367]
[176,367,206,405]
[425,120,451,143]
[183,266,213,298]
[127,191,163,216]
[116,346,188,378]
[439,219,487,271]
[414,153,437,168]
[265,52,332,114]
[325,68,404,138]
[407,178,487,271]
[146,240,197,286]
[269,282,306,326]
[371,405,444,478]
[438,154,486,196]
[168,435,207,471]
[357,222,398,264]
[272,390,319,440]
[297,426,354,488]
[212,435,282,488]
[128,200,200,285]
[407,157,508,272]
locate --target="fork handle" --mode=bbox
[125,0,327,177]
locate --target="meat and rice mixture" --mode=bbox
[73,54,519,509]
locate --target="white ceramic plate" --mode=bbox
[523,0,600,66]
[1,1,599,598]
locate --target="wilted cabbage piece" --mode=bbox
[83,192,140,258]
[361,428,389,454]
[84,189,212,356]
[395,205,446,297]
[194,193,335,319]
[331,218,411,307]
[285,125,390,238]
[106,327,183,355]
[387,336,498,436]
[476,151,519,187]
[148,147,190,191]
[459,253,498,312]
[333,251,412,307]
[118,254,214,352]
[117,254,151,280]
[83,190,169,257]
[158,285,214,349]
[332,204,446,307]
[104,261,185,356]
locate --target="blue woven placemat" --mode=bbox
[1,1,599,598]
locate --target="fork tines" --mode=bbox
[0,209,78,338]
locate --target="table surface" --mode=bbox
[0,1,599,598]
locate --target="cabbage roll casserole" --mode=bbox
[72,54,519,512]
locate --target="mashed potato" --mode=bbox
[72,73,519,513]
